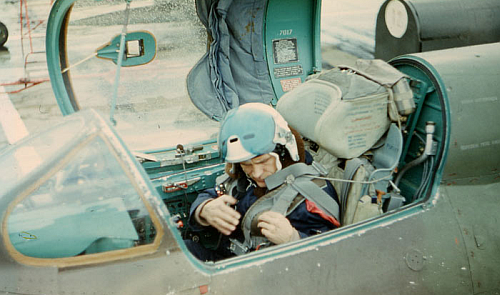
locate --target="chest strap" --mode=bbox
[234,162,339,253]
[266,162,340,220]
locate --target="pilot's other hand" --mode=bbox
[257,211,300,245]
[199,194,241,236]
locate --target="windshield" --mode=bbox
[7,134,158,258]
[0,116,86,197]
[61,0,219,151]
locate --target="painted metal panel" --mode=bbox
[407,44,500,181]
[206,189,471,294]
[443,175,500,294]
[375,0,500,60]
[391,43,500,182]
[265,0,321,103]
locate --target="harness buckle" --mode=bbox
[285,174,295,184]
[311,161,328,176]
[229,238,250,255]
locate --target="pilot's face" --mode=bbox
[239,154,277,188]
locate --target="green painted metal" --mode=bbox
[46,0,79,115]
[442,175,500,293]
[96,31,156,67]
[389,57,449,201]
[390,43,500,291]
[140,138,222,179]
[46,2,157,116]
[264,0,322,105]
[152,163,225,200]
[206,193,472,294]
[392,43,500,181]
[375,0,500,61]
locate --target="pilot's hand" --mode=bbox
[257,211,300,245]
[199,194,241,236]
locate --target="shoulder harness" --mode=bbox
[230,162,340,255]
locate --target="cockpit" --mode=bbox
[0,0,450,264]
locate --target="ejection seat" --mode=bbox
[309,124,403,226]
[277,59,412,226]
[340,124,403,225]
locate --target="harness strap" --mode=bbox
[241,184,300,250]
[265,162,322,190]
[340,158,368,219]
[267,162,339,219]
[234,162,340,254]
[270,184,302,214]
[291,178,339,221]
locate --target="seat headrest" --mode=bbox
[277,69,391,159]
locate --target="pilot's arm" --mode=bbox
[197,194,240,236]
[189,189,241,236]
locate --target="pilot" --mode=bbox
[185,103,340,261]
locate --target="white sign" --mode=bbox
[385,0,408,39]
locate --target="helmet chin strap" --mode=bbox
[269,152,282,172]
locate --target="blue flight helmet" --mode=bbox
[218,103,300,163]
